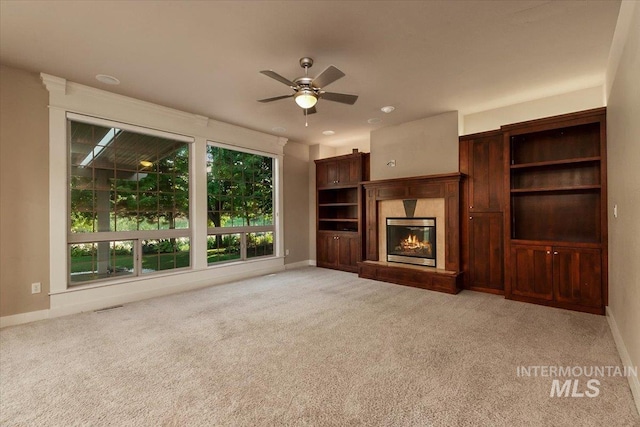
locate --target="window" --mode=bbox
[206,144,274,264]
[68,116,191,285]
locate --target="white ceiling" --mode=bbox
[0,1,621,147]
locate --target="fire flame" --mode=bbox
[400,234,431,251]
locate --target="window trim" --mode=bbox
[66,114,193,286]
[205,141,277,265]
[44,73,286,308]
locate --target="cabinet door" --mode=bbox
[469,213,503,290]
[316,161,338,187]
[469,136,503,212]
[510,245,553,300]
[337,157,361,185]
[336,234,359,272]
[553,248,602,308]
[317,233,337,267]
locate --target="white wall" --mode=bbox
[605,0,640,414]
[462,86,605,135]
[370,111,459,180]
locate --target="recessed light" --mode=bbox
[140,160,153,168]
[381,106,395,113]
[367,118,382,124]
[95,74,120,85]
[322,130,335,136]
[272,126,286,133]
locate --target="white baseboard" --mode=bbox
[284,260,313,270]
[606,306,640,416]
[2,259,286,327]
[0,309,50,329]
[309,260,317,266]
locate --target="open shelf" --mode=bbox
[510,156,600,169]
[510,122,601,165]
[511,158,600,192]
[318,220,359,232]
[510,185,601,193]
[511,191,601,243]
[318,187,358,205]
[318,202,358,207]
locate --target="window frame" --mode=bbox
[206,141,276,265]
[66,113,194,286]
[44,73,286,305]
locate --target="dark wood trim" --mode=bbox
[507,293,604,315]
[358,261,462,294]
[500,107,606,132]
[459,128,502,141]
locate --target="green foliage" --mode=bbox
[69,132,189,232]
[207,146,273,228]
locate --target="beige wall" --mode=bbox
[370,111,458,180]
[0,65,50,317]
[606,0,640,407]
[333,137,370,156]
[462,86,605,135]
[283,141,310,264]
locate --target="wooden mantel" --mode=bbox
[358,173,464,294]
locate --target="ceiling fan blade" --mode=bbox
[257,94,294,103]
[304,106,317,115]
[312,65,345,88]
[260,70,297,87]
[321,92,358,105]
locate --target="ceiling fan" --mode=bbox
[257,57,358,117]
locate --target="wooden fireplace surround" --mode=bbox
[358,173,464,294]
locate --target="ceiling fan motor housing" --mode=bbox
[299,57,314,69]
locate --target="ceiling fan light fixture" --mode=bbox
[295,89,318,109]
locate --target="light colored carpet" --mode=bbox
[1,267,638,426]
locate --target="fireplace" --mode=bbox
[386,217,436,267]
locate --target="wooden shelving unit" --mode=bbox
[502,107,607,314]
[315,152,369,272]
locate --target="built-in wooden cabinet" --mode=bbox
[315,152,369,272]
[316,154,365,187]
[459,108,607,314]
[460,130,505,294]
[510,244,603,310]
[317,232,360,272]
[468,212,504,292]
[503,108,607,314]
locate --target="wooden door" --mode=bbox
[553,248,602,307]
[469,136,503,212]
[317,232,337,267]
[510,245,553,300]
[316,161,338,187]
[337,157,360,185]
[336,234,359,272]
[469,213,504,291]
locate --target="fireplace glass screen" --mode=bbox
[386,218,436,267]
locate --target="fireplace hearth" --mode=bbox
[386,217,436,267]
